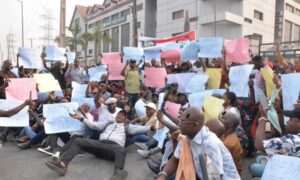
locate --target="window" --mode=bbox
[172,10,184,20]
[244,18,252,24]
[284,20,293,41]
[294,24,300,41]
[88,23,94,29]
[105,3,111,8]
[286,3,294,13]
[137,22,141,29]
[190,17,198,22]
[254,10,263,21]
[111,13,120,21]
[75,18,80,25]
[121,23,130,49]
[137,3,143,11]
[296,9,300,16]
[121,9,130,17]
[88,49,93,55]
[103,30,110,52]
[111,27,119,52]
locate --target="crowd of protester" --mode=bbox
[0,43,299,180]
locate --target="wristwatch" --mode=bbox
[157,171,167,177]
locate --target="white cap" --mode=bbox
[105,97,117,105]
[145,102,157,111]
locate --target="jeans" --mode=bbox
[126,134,151,146]
[60,138,126,171]
[249,155,268,177]
[19,127,36,139]
[30,130,46,145]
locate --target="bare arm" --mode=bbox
[255,106,268,152]
[121,62,129,76]
[41,53,51,71]
[157,111,179,132]
[275,44,289,70]
[156,156,179,180]
[0,99,31,117]
[162,109,180,125]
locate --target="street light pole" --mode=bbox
[17,0,24,47]
[214,0,217,37]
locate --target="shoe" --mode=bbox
[77,149,85,157]
[17,141,31,149]
[52,151,60,161]
[110,170,128,180]
[147,158,161,174]
[45,160,67,176]
[134,142,148,150]
[137,149,149,158]
[37,146,54,156]
[17,136,29,143]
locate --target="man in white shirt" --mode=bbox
[156,108,240,180]
[45,109,155,180]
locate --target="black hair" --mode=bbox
[118,110,127,117]
[224,91,237,106]
[252,55,263,62]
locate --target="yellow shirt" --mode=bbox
[125,68,140,94]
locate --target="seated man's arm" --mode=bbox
[0,100,31,117]
[127,124,152,135]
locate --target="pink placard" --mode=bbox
[5,78,37,101]
[225,38,251,64]
[164,101,181,118]
[101,52,121,64]
[160,48,182,63]
[145,67,167,88]
[108,63,126,80]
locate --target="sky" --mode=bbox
[0,0,104,61]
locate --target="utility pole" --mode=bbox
[132,0,138,47]
[6,32,16,64]
[40,9,55,46]
[28,38,34,48]
[214,0,217,37]
[17,0,24,47]
[59,0,66,47]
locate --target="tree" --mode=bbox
[79,32,93,65]
[92,24,110,63]
[69,21,81,54]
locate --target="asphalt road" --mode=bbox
[0,141,256,180]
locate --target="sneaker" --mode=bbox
[110,170,128,180]
[147,158,161,174]
[17,141,31,149]
[38,146,54,156]
[52,151,60,161]
[77,149,85,157]
[137,149,149,158]
[134,142,148,150]
[45,160,67,176]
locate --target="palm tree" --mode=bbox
[92,24,110,62]
[69,22,81,54]
[79,32,93,65]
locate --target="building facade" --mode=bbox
[69,0,300,65]
[275,0,300,42]
[69,0,157,66]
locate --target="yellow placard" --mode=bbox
[203,96,224,122]
[205,68,222,89]
[261,67,276,98]
[33,73,61,92]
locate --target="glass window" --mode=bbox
[111,13,120,21]
[286,3,294,13]
[284,20,293,41]
[137,3,143,11]
[121,9,130,17]
[294,24,300,41]
[254,10,263,21]
[172,10,184,20]
[103,30,110,53]
[88,49,93,55]
[111,27,119,52]
[121,23,130,49]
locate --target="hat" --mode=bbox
[105,97,117,105]
[283,109,300,119]
[145,102,157,111]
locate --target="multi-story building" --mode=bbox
[275,0,300,42]
[69,0,300,65]
[69,0,157,66]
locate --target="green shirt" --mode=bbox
[125,68,140,94]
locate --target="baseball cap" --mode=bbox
[144,102,157,111]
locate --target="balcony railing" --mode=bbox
[103,16,127,28]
